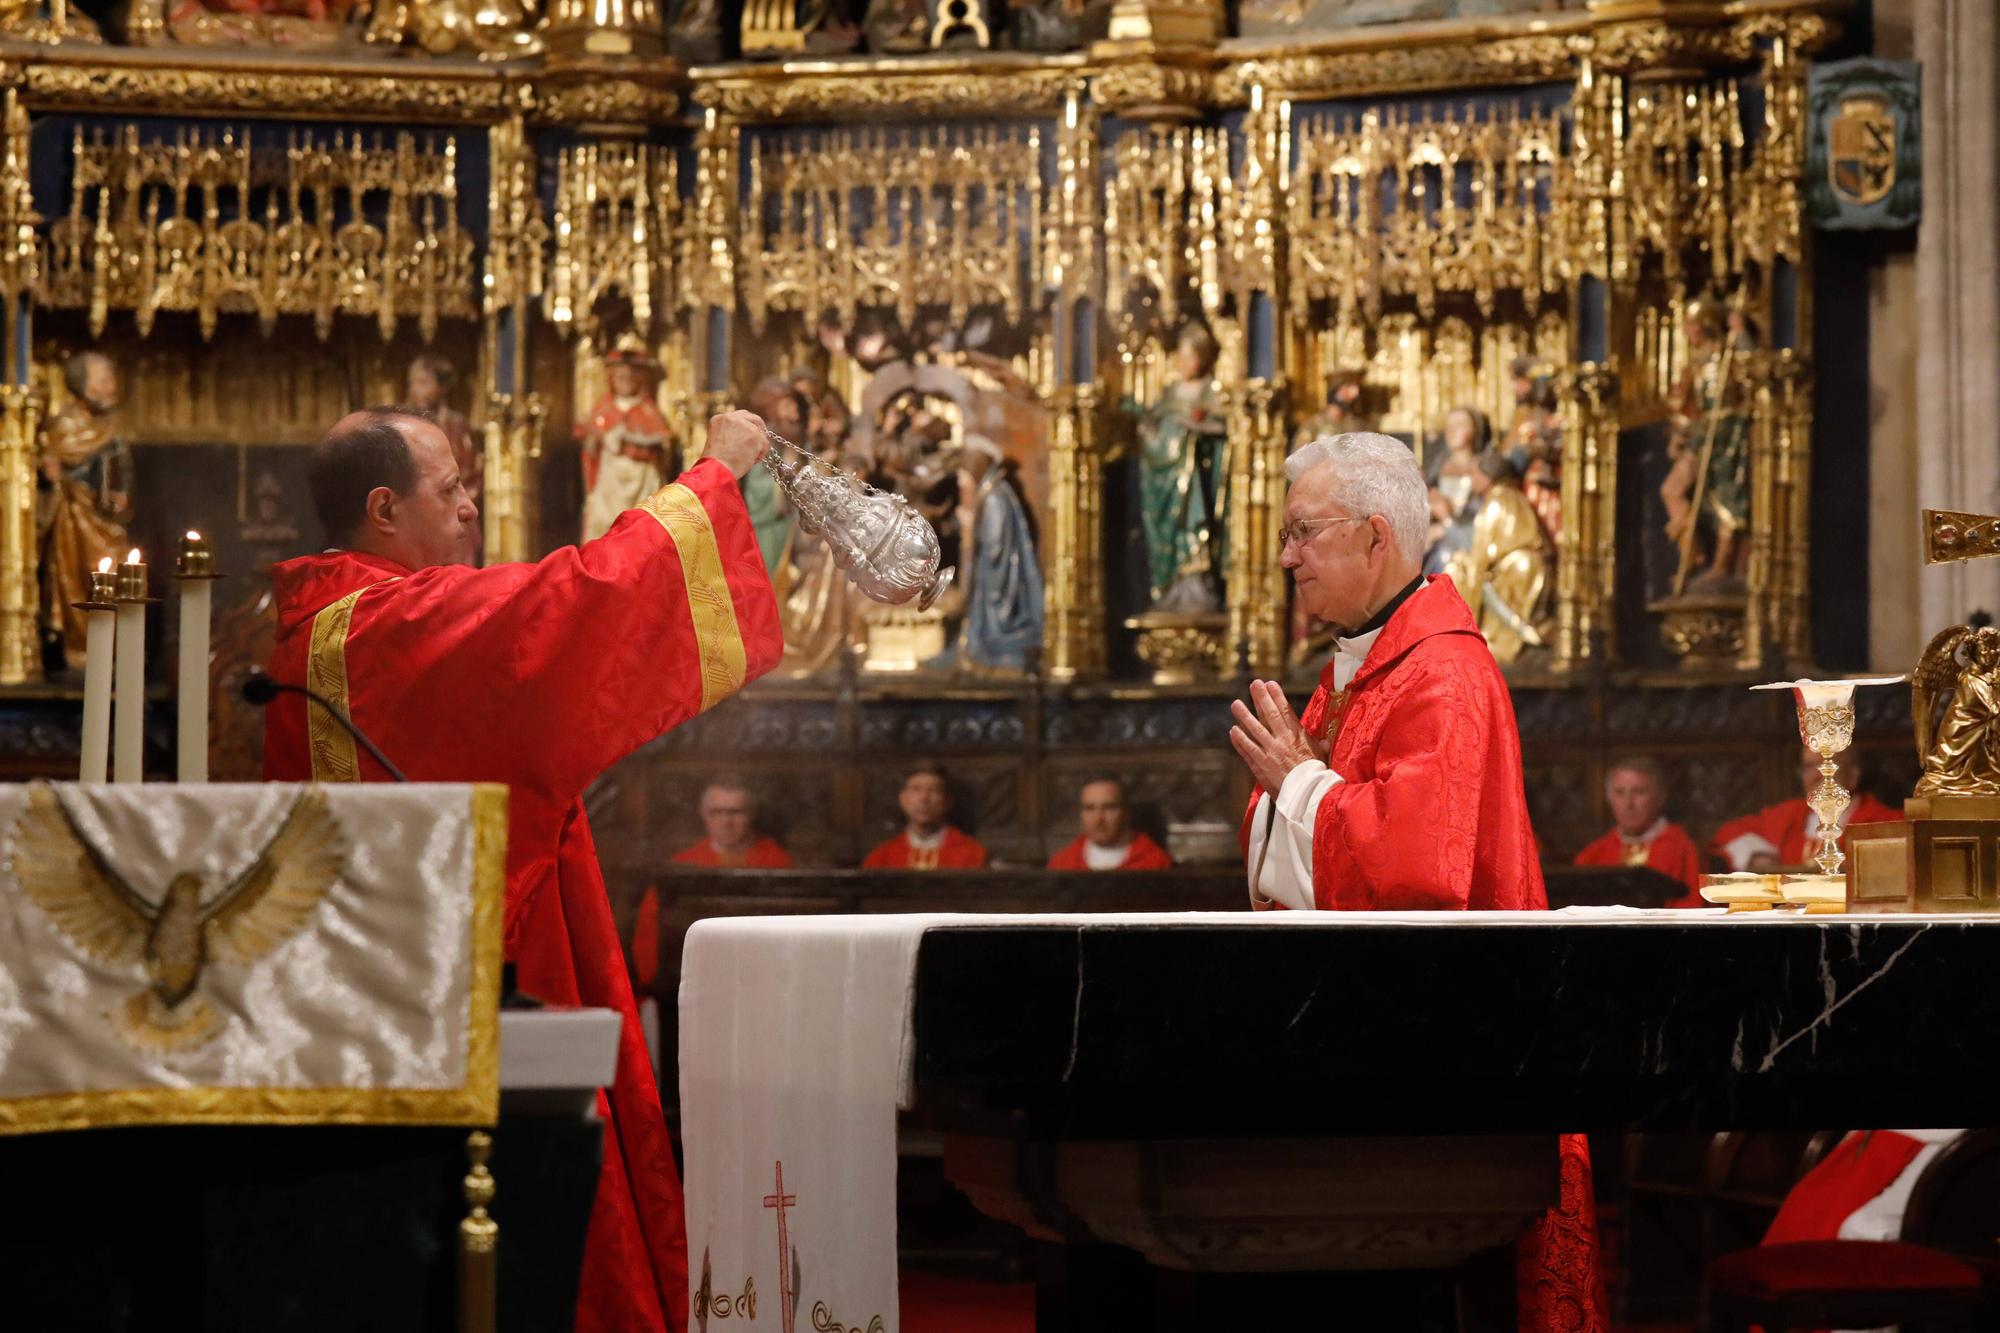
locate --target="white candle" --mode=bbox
[176,531,215,784]
[113,548,148,784]
[77,557,116,784]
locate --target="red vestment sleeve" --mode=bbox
[343,457,781,805]
[1710,800,1807,866]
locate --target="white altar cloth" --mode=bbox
[680,904,1887,1333]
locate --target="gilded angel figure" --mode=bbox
[1913,624,2000,798]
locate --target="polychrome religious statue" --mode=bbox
[1126,323,1228,615]
[950,435,1042,674]
[1291,368,1375,451]
[406,354,482,558]
[1423,405,1490,575]
[149,0,364,48]
[576,335,678,545]
[1504,355,1563,545]
[1446,451,1551,664]
[1661,295,1753,592]
[37,351,131,675]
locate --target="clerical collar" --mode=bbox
[907,826,946,851]
[1351,574,1425,638]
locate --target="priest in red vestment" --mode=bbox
[1572,756,1705,907]
[1046,776,1174,870]
[1711,745,1904,871]
[1230,430,1605,1332]
[264,406,783,1333]
[861,760,988,868]
[627,781,795,990]
[670,779,794,869]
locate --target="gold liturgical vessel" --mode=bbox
[1701,676,1903,913]
[1847,510,2000,913]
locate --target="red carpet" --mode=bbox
[900,1269,1035,1333]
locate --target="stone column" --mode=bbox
[1866,1,1921,669]
[1912,0,2000,634]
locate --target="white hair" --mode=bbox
[1284,431,1428,564]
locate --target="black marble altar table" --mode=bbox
[907,914,2000,1332]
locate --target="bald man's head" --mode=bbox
[310,407,479,570]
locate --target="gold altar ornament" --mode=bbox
[1912,626,2000,800]
[43,126,476,343]
[1750,677,1905,876]
[1922,509,2000,565]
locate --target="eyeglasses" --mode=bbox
[1276,514,1369,552]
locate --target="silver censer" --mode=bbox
[761,431,955,610]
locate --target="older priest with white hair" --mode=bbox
[1230,431,1605,1332]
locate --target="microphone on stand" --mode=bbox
[241,670,409,783]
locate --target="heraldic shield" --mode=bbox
[1830,93,1897,206]
[1808,57,1920,231]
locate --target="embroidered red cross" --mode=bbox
[764,1160,798,1333]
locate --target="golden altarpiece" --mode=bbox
[0,0,1888,870]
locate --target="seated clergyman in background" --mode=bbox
[672,779,794,868]
[1226,430,1603,1330]
[1711,744,1903,871]
[1046,777,1174,870]
[1572,756,1704,907]
[862,760,988,869]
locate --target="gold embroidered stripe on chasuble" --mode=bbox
[0,782,505,1134]
[643,482,750,714]
[306,587,371,785]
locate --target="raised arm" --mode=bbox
[350,417,781,799]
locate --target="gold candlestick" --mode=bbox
[1752,676,1906,875]
[176,530,217,579]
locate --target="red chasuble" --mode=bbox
[264,458,781,1333]
[1045,832,1174,870]
[1572,823,1705,907]
[670,836,794,868]
[1239,577,1604,1332]
[1709,794,1904,868]
[861,826,988,869]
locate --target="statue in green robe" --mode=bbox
[1125,323,1229,614]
